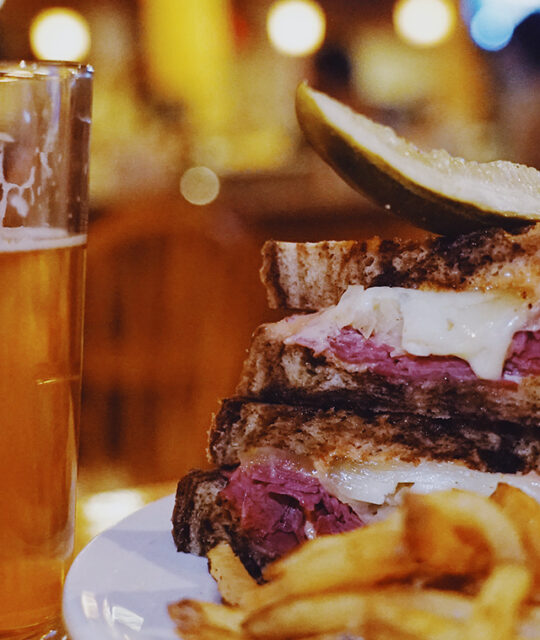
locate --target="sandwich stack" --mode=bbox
[173,226,540,581]
[172,84,540,581]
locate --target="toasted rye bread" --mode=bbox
[210,398,540,475]
[235,322,540,427]
[260,224,540,310]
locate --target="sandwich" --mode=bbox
[172,228,540,581]
[242,227,540,427]
[173,400,540,582]
[171,84,540,582]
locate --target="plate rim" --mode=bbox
[62,492,219,640]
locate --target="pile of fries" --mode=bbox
[169,484,540,639]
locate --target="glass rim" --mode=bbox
[0,60,93,80]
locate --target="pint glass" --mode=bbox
[0,62,92,638]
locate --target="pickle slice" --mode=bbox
[296,82,540,235]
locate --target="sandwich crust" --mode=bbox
[261,224,540,310]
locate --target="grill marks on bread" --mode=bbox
[172,469,230,556]
[210,399,540,475]
[261,225,539,310]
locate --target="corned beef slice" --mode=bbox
[506,330,540,376]
[328,327,475,380]
[220,459,363,561]
[322,327,540,380]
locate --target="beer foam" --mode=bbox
[0,227,86,252]
[0,138,36,222]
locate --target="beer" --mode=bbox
[0,228,86,636]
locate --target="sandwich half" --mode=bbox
[241,226,540,426]
[172,398,540,580]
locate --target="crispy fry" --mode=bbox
[245,511,416,611]
[361,589,475,640]
[244,591,368,639]
[168,599,246,640]
[371,588,473,621]
[465,564,532,640]
[404,490,525,576]
[245,588,477,640]
[491,484,540,592]
[208,542,258,606]
[264,510,407,579]
[364,600,464,640]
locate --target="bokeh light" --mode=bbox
[267,0,326,57]
[463,0,540,51]
[180,167,220,205]
[393,0,456,47]
[470,6,514,51]
[30,8,91,61]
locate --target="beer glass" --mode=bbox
[0,62,92,638]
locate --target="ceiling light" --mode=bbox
[394,0,456,47]
[30,8,91,61]
[267,0,326,57]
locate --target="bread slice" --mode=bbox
[235,321,540,427]
[210,398,540,474]
[260,224,540,310]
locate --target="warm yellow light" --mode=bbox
[141,0,235,137]
[267,0,326,57]
[180,167,220,205]
[393,0,456,47]
[30,8,91,61]
[82,489,145,538]
[0,1,6,10]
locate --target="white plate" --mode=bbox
[63,494,221,640]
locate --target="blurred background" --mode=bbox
[2,0,540,538]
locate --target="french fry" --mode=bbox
[168,599,246,640]
[491,484,540,593]
[245,588,476,640]
[244,591,368,638]
[245,511,416,611]
[360,588,475,640]
[364,599,464,640]
[208,542,258,606]
[465,564,532,640]
[370,588,473,622]
[404,490,526,576]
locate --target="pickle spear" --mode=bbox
[296,82,540,235]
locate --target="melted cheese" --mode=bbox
[305,285,534,380]
[316,459,540,506]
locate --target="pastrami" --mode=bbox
[328,327,475,380]
[323,326,540,381]
[505,330,540,376]
[220,459,363,562]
